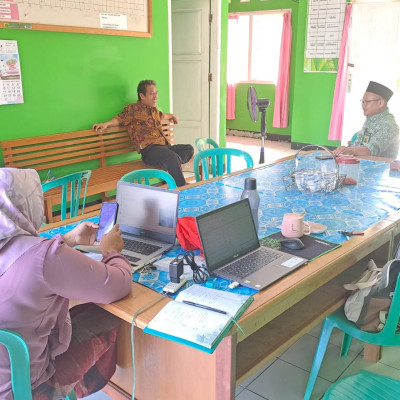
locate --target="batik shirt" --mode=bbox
[116,101,168,153]
[352,109,399,158]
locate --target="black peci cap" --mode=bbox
[366,81,393,102]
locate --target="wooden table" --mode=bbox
[41,156,400,400]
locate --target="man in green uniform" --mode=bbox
[333,81,399,158]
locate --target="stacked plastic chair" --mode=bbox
[42,170,91,221]
[193,148,254,182]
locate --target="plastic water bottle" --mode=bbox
[241,177,260,233]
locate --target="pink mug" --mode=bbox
[281,213,311,238]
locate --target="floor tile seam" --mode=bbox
[274,358,336,383]
[238,359,280,389]
[377,359,400,370]
[336,350,368,380]
[238,387,271,400]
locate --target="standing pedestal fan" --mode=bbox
[247,86,270,164]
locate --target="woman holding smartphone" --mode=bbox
[0,168,132,400]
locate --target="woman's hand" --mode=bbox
[100,224,124,256]
[62,222,98,247]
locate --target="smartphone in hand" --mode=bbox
[315,155,334,160]
[96,202,119,242]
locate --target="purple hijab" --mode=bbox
[0,168,44,275]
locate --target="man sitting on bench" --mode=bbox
[93,79,194,187]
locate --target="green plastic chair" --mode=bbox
[322,370,400,399]
[120,169,177,189]
[193,148,254,182]
[348,132,358,147]
[195,137,219,152]
[304,264,400,400]
[195,138,220,178]
[42,170,91,221]
[0,329,77,400]
[0,329,32,400]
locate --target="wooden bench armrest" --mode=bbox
[161,118,175,144]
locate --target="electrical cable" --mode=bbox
[182,251,209,284]
[130,295,168,399]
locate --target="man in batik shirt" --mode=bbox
[93,80,194,187]
[333,81,399,159]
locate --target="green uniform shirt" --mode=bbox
[352,109,399,158]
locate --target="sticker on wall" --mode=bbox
[0,40,24,105]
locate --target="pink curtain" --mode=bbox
[226,84,236,120]
[328,4,353,141]
[273,11,292,128]
[226,15,238,120]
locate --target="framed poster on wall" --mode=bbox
[0,0,152,37]
[304,0,346,72]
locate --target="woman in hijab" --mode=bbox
[0,168,132,399]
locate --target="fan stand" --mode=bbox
[258,99,269,164]
[259,108,266,164]
[247,86,270,165]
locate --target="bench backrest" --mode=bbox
[1,127,133,171]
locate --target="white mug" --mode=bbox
[281,213,311,238]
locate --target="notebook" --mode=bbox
[116,181,180,269]
[196,199,307,291]
[144,285,253,353]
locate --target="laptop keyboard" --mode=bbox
[219,248,281,279]
[123,238,162,255]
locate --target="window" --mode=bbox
[227,11,284,84]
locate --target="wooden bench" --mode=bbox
[1,124,194,222]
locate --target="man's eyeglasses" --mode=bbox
[360,99,380,105]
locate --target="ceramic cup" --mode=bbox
[281,213,311,238]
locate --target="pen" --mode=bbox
[182,300,228,315]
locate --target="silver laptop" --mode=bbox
[196,199,307,291]
[116,181,180,269]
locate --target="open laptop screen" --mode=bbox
[116,181,179,244]
[196,199,260,272]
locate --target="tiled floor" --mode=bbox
[84,137,400,399]
[84,328,400,400]
[225,135,297,166]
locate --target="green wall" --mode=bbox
[219,0,229,147]
[0,2,171,164]
[227,0,341,148]
[0,0,343,169]
[226,0,298,138]
[291,0,340,147]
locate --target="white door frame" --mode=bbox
[168,0,221,144]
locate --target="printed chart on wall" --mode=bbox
[0,40,23,105]
[0,0,151,36]
[304,0,347,73]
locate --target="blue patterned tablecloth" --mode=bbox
[179,154,400,244]
[41,155,400,296]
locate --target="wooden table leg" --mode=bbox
[364,343,382,362]
[110,321,236,400]
[43,198,54,223]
